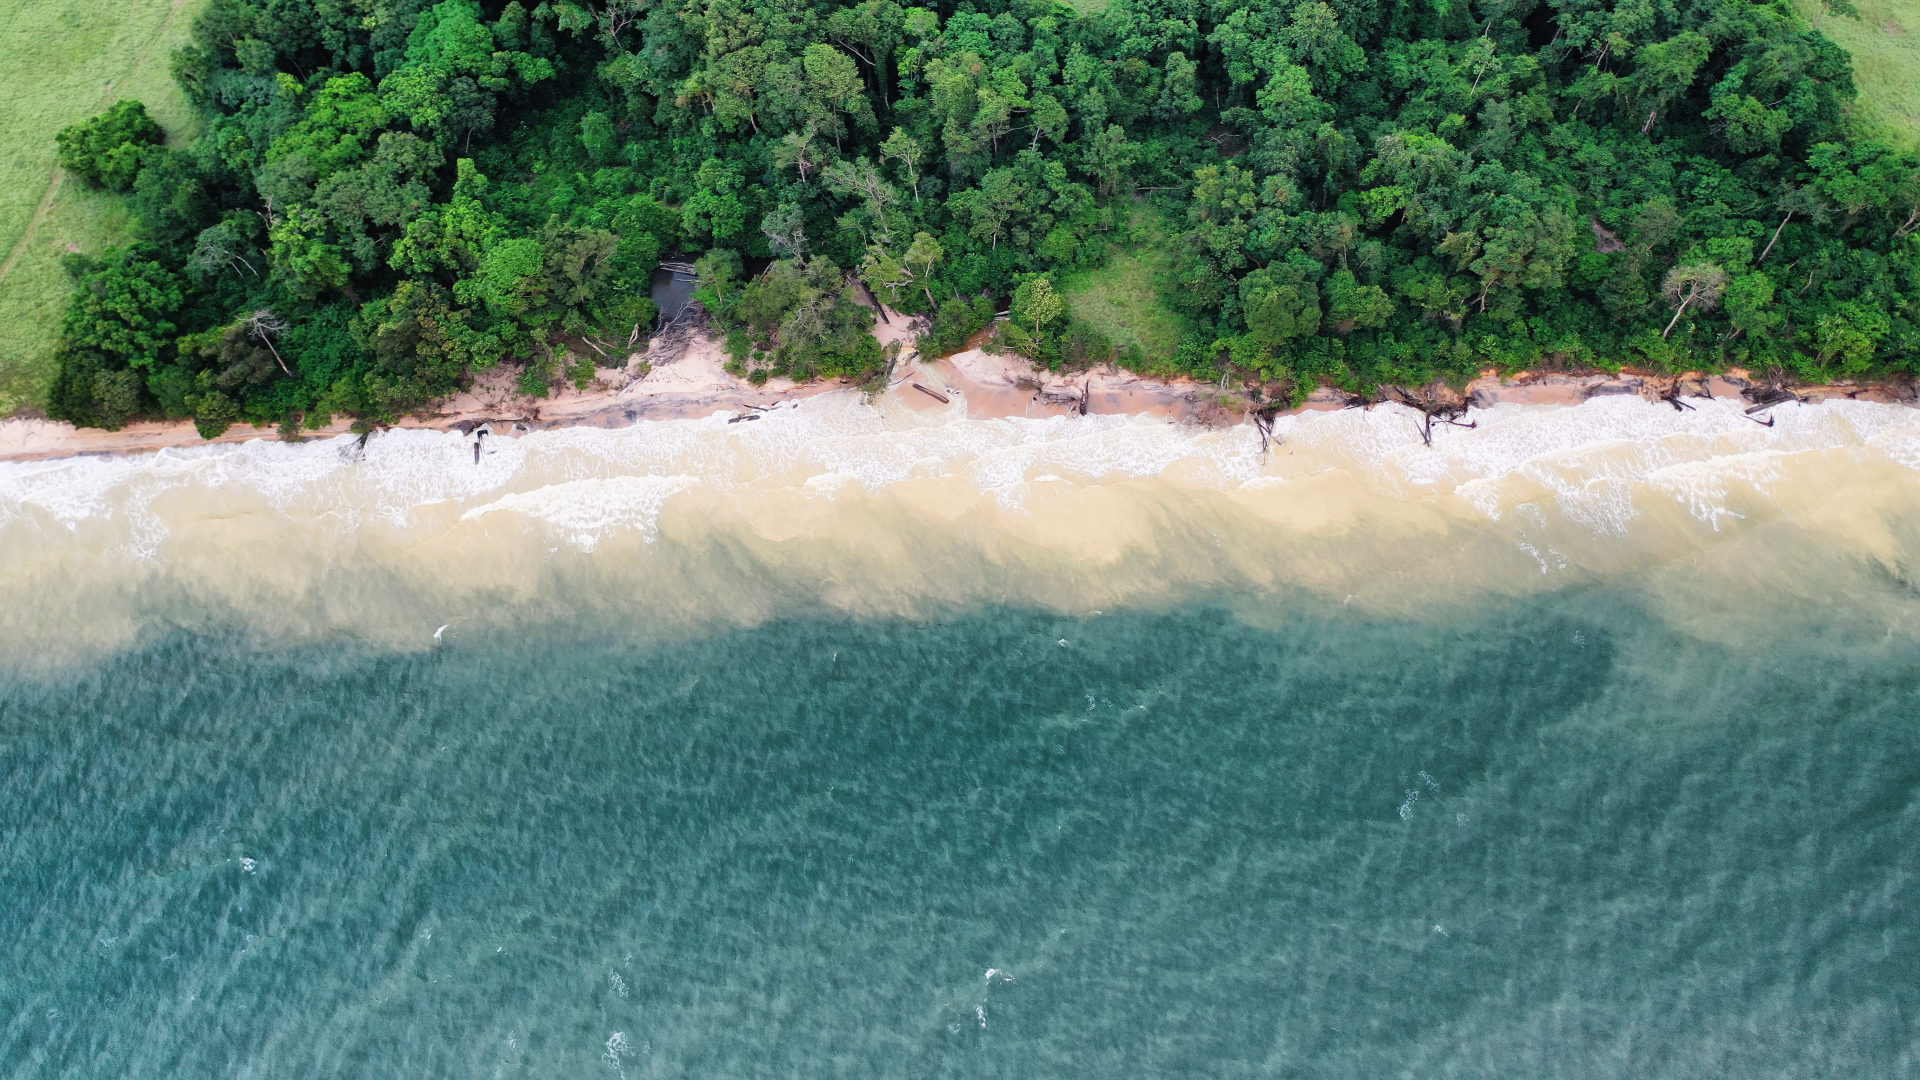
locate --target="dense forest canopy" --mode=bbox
[43,0,1920,434]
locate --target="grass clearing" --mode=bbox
[1059,208,1192,366]
[0,0,204,415]
[1799,0,1920,149]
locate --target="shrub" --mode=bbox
[55,101,164,192]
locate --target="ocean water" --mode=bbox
[2,394,1917,1077]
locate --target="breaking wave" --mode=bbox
[4,390,1920,663]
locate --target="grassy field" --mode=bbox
[0,0,204,416]
[1800,0,1920,149]
[1059,209,1193,365]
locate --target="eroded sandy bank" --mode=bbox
[3,306,1912,462]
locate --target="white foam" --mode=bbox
[1253,395,1920,532]
[460,474,696,549]
[4,391,1920,607]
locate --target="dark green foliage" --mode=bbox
[55,101,164,192]
[930,295,997,354]
[43,0,1920,433]
[60,246,187,374]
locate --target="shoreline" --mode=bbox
[2,314,1914,463]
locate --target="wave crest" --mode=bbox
[4,390,1919,663]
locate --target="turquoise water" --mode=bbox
[5,594,1915,1077]
[7,396,1920,1075]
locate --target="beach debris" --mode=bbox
[1583,378,1643,397]
[912,382,950,404]
[1385,387,1476,446]
[727,412,760,423]
[451,418,525,435]
[433,623,450,642]
[1743,378,1800,406]
[1253,405,1283,454]
[340,428,375,462]
[1743,384,1801,413]
[1654,378,1697,411]
[1741,382,1801,425]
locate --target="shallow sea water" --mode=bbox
[2,394,1917,1077]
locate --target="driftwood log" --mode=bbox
[1383,387,1477,446]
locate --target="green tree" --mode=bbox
[1010,275,1065,355]
[1629,32,1711,134]
[56,100,164,191]
[580,110,619,164]
[880,128,927,201]
[1809,301,1888,374]
[823,157,903,244]
[1086,125,1141,201]
[682,158,751,243]
[1723,272,1780,343]
[61,246,186,371]
[1325,270,1394,332]
[1660,263,1729,339]
[1279,1,1365,94]
[694,248,743,309]
[1240,261,1321,349]
[1154,52,1205,120]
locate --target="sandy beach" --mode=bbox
[1,305,1913,462]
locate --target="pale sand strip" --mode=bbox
[2,305,1913,462]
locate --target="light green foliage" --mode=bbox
[1281,2,1367,93]
[1241,262,1323,350]
[1796,0,1920,149]
[1007,275,1065,358]
[1326,270,1395,332]
[1058,213,1193,366]
[1086,126,1141,200]
[1809,301,1889,374]
[473,237,548,316]
[694,249,743,308]
[862,230,944,311]
[270,74,392,180]
[0,0,204,415]
[682,159,751,243]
